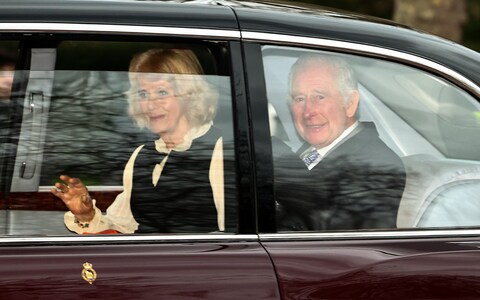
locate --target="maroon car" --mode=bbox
[0,0,479,299]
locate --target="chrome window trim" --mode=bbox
[2,230,479,244]
[0,23,240,39]
[39,186,123,192]
[0,234,259,245]
[242,31,480,97]
[259,229,480,241]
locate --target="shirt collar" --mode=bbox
[154,123,212,153]
[301,121,359,168]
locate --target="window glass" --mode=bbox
[262,45,480,232]
[6,40,237,235]
[0,40,19,235]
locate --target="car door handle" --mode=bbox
[29,91,43,113]
[20,161,36,179]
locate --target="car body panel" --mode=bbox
[0,238,280,299]
[0,0,239,30]
[261,236,480,299]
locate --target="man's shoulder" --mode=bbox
[346,122,389,151]
[333,122,403,165]
[271,137,306,171]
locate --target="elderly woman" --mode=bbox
[51,48,224,234]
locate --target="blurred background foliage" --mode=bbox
[299,0,480,52]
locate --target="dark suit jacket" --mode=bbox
[274,122,406,231]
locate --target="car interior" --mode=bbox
[262,45,480,230]
[0,40,236,235]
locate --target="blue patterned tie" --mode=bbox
[303,150,320,167]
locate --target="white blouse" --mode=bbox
[64,123,225,234]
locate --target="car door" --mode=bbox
[0,21,280,300]
[243,35,480,299]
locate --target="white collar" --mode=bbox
[154,123,211,153]
[301,121,359,170]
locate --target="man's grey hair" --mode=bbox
[288,52,358,105]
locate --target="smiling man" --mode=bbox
[290,53,360,170]
[274,53,407,231]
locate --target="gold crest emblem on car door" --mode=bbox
[81,262,97,284]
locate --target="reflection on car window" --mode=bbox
[0,41,19,147]
[3,41,237,236]
[262,45,480,232]
[0,45,17,102]
[42,70,141,187]
[0,41,19,234]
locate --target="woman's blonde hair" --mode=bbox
[127,48,218,129]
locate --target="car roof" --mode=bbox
[0,0,479,86]
[230,0,480,86]
[0,0,238,29]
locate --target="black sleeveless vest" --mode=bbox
[130,127,221,233]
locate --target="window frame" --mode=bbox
[0,24,257,239]
[240,35,480,239]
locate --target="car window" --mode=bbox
[2,39,238,235]
[262,45,480,232]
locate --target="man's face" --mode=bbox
[290,63,358,149]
